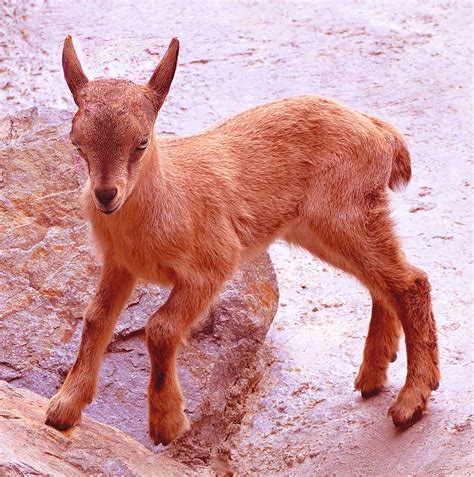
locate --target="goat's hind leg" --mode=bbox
[346,242,438,427]
[285,226,401,400]
[348,242,439,427]
[292,200,439,427]
[387,265,440,428]
[354,297,401,398]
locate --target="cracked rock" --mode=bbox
[0,110,279,467]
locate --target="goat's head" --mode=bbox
[63,36,179,214]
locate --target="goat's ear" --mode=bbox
[62,36,88,106]
[147,38,179,113]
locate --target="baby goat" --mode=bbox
[46,37,440,445]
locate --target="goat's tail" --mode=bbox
[368,115,412,191]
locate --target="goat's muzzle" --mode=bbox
[94,187,120,214]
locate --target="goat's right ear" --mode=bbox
[62,36,88,106]
[147,38,180,113]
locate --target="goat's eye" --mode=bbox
[136,137,149,151]
[71,137,82,151]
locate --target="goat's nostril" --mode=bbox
[95,187,118,206]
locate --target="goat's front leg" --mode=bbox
[46,259,135,430]
[146,280,222,445]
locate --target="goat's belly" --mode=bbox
[136,266,174,287]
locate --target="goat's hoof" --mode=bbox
[390,353,398,363]
[389,404,424,430]
[45,393,82,431]
[431,381,440,391]
[388,385,429,430]
[354,365,386,399]
[361,387,383,399]
[149,410,190,446]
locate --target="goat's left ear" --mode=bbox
[147,38,180,113]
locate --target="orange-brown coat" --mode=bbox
[46,37,439,445]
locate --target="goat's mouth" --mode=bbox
[98,203,121,215]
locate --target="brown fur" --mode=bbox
[45,37,440,444]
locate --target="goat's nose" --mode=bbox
[94,187,118,206]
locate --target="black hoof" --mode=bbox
[361,387,382,399]
[45,418,72,431]
[392,406,423,430]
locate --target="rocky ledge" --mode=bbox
[0,108,279,470]
[0,380,196,476]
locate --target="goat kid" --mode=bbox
[45,37,440,445]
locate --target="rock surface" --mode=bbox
[0,109,279,468]
[0,380,195,477]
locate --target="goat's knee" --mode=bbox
[394,267,437,347]
[395,266,431,301]
[146,318,183,349]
